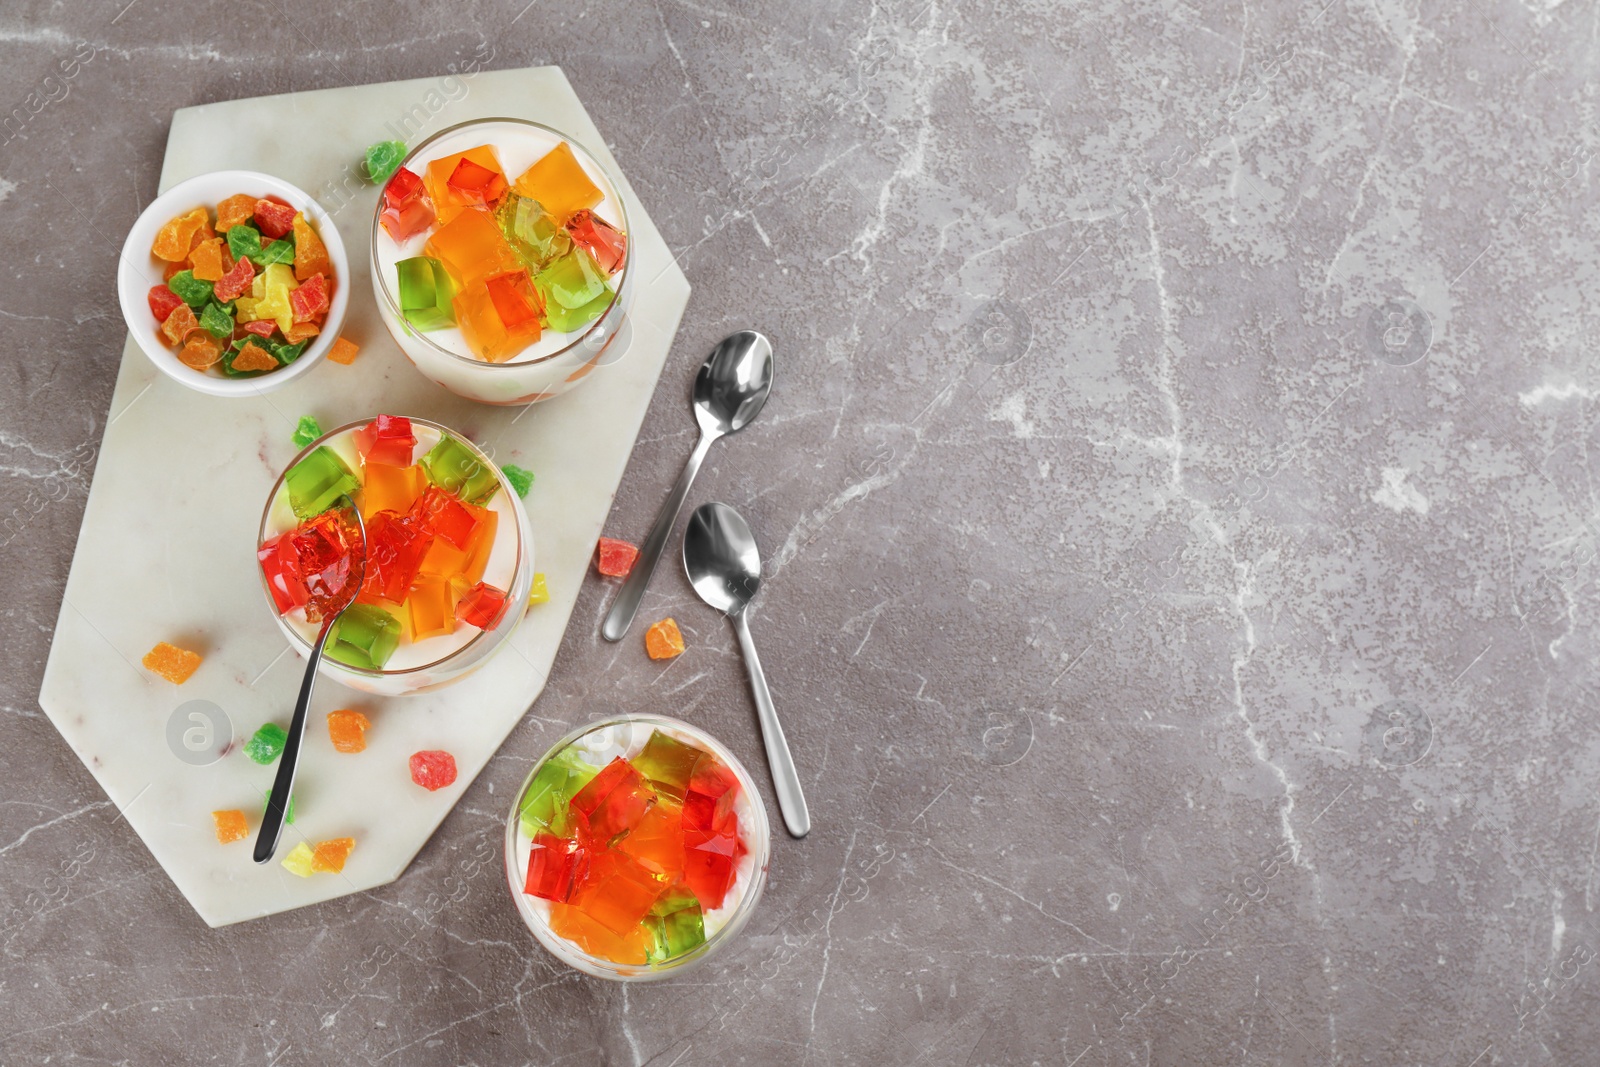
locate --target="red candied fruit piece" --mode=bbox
[258,532,309,615]
[410,750,457,791]
[408,485,482,550]
[380,167,436,241]
[148,284,184,323]
[357,510,434,604]
[524,833,584,902]
[446,157,508,208]
[241,320,276,338]
[213,254,257,303]
[454,581,508,629]
[682,757,738,832]
[569,757,657,843]
[353,414,416,468]
[254,198,298,240]
[595,537,638,578]
[288,273,330,323]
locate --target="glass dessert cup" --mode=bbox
[503,714,771,981]
[257,418,534,696]
[370,118,634,406]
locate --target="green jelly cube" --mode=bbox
[167,270,214,308]
[327,604,401,670]
[262,788,295,824]
[500,463,534,499]
[534,248,606,310]
[273,339,310,366]
[496,193,571,268]
[542,283,614,334]
[291,415,323,449]
[365,140,407,184]
[419,434,500,504]
[284,445,359,519]
[631,730,705,800]
[645,892,706,963]
[199,301,235,340]
[260,236,296,266]
[395,256,456,331]
[519,749,599,837]
[244,722,287,765]
[227,223,264,265]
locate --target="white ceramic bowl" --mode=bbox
[118,169,350,398]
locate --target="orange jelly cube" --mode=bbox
[549,902,652,965]
[211,809,248,844]
[452,279,542,364]
[311,837,356,873]
[327,709,371,753]
[423,207,522,289]
[408,576,457,640]
[361,463,423,518]
[485,269,544,329]
[419,506,496,583]
[513,142,602,223]
[424,145,507,225]
[569,850,665,936]
[143,641,201,684]
[618,796,686,881]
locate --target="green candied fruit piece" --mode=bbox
[364,140,407,184]
[226,223,264,265]
[259,236,296,266]
[495,193,571,268]
[645,889,706,963]
[419,434,500,504]
[262,788,295,824]
[542,283,614,334]
[394,255,456,331]
[500,463,533,499]
[244,722,288,765]
[291,415,323,449]
[283,445,359,519]
[519,748,600,837]
[631,730,705,800]
[273,339,310,366]
[327,603,401,670]
[198,301,235,340]
[534,248,606,310]
[167,270,214,308]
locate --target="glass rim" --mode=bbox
[255,416,526,677]
[369,116,633,371]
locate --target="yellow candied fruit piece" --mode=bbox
[281,841,315,877]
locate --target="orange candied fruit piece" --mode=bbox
[215,193,257,233]
[292,213,331,282]
[211,809,248,844]
[327,709,371,753]
[326,335,359,365]
[284,320,321,345]
[644,617,686,660]
[512,142,602,223]
[151,207,211,262]
[188,237,227,282]
[311,837,356,873]
[143,641,201,684]
[424,144,507,225]
[177,331,224,371]
[232,341,278,372]
[160,303,199,346]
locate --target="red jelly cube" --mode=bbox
[241,319,276,338]
[288,510,361,621]
[595,537,639,578]
[380,167,436,241]
[213,254,256,303]
[409,749,457,791]
[683,818,740,909]
[524,833,583,902]
[454,581,509,629]
[570,757,657,843]
[566,210,627,274]
[254,198,297,240]
[408,485,482,549]
[148,284,184,323]
[568,849,664,936]
[258,532,309,614]
[484,270,542,329]
[358,510,434,604]
[288,273,330,323]
[446,157,508,208]
[353,414,417,468]
[682,756,738,832]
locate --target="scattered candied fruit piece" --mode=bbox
[500,463,534,499]
[409,750,458,791]
[292,415,323,449]
[281,841,315,877]
[311,837,356,874]
[142,641,201,684]
[327,709,371,754]
[527,572,549,605]
[326,335,359,364]
[644,618,686,661]
[244,722,288,765]
[365,140,406,184]
[595,537,639,578]
[211,809,248,844]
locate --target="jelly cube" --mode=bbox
[519,749,601,837]
[160,303,198,346]
[496,193,572,267]
[327,709,370,753]
[631,730,704,800]
[541,280,614,334]
[407,576,457,640]
[281,841,316,877]
[380,167,436,241]
[569,849,665,936]
[226,222,264,265]
[418,507,496,584]
[361,462,423,518]
[359,510,434,604]
[284,446,359,519]
[212,253,256,303]
[262,788,295,824]
[311,837,355,874]
[683,820,740,909]
[424,145,506,225]
[148,284,184,323]
[453,278,541,363]
[215,194,256,233]
[292,213,331,281]
[227,340,279,374]
[259,533,309,614]
[570,757,658,843]
[289,273,330,323]
[327,336,359,364]
[549,902,652,965]
[454,581,508,629]
[595,537,638,578]
[291,415,323,449]
[618,796,686,881]
[328,604,401,670]
[152,207,210,262]
[142,641,200,684]
[535,248,606,311]
[524,833,583,902]
[409,749,457,791]
[244,722,288,765]
[644,889,706,962]
[254,198,297,240]
[418,434,499,504]
[365,140,406,184]
[189,237,227,282]
[527,572,549,605]
[485,268,543,329]
[644,618,686,661]
[290,509,363,620]
[409,485,483,549]
[394,256,455,330]
[354,415,416,467]
[177,332,224,371]
[500,463,533,499]
[199,301,235,340]
[447,156,509,208]
[682,757,738,832]
[566,209,627,273]
[423,207,522,290]
[513,142,602,222]
[211,810,248,844]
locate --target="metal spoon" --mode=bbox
[601,330,774,642]
[683,501,810,838]
[254,498,368,864]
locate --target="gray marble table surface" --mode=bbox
[4,0,1598,1063]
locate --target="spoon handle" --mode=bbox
[253,615,334,863]
[732,611,811,838]
[602,430,718,642]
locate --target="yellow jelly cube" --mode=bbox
[408,577,457,640]
[423,208,521,290]
[424,144,506,226]
[361,463,423,518]
[512,142,602,223]
[528,572,549,605]
[281,841,315,877]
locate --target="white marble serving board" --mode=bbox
[37,68,690,927]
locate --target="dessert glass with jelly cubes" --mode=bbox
[257,416,535,696]
[503,715,770,981]
[370,119,633,406]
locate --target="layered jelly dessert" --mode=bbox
[258,416,533,691]
[506,717,768,978]
[146,193,336,377]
